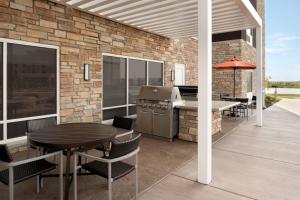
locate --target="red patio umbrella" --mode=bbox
[213,57,256,97]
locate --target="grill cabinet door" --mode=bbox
[136,108,153,134]
[152,112,171,138]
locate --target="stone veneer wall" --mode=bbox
[212,39,256,99]
[178,109,221,142]
[0,0,198,123]
[0,0,263,127]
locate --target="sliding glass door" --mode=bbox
[102,54,164,120]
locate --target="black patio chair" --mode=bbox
[251,96,256,108]
[96,116,134,152]
[0,144,63,200]
[236,97,250,119]
[220,94,236,117]
[73,133,141,200]
[113,116,134,131]
[26,118,57,157]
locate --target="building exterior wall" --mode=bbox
[0,0,199,123]
[212,39,256,99]
[212,0,265,99]
[0,0,264,127]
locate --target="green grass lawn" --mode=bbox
[265,94,300,108]
[267,94,300,100]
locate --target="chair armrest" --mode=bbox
[0,160,9,167]
[115,130,134,138]
[76,152,110,163]
[76,147,140,163]
[4,151,62,167]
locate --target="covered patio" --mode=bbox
[139,101,300,200]
[0,0,265,199]
[2,103,300,200]
[53,0,263,184]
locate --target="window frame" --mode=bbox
[0,38,60,143]
[102,53,164,121]
[246,71,253,93]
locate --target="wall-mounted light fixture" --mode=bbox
[84,64,89,81]
[171,70,175,81]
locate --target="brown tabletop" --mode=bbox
[29,123,117,200]
[29,123,117,150]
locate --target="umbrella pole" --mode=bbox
[233,68,236,97]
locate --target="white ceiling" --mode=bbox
[54,0,262,38]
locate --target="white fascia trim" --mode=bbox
[238,0,262,27]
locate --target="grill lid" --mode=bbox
[138,86,181,102]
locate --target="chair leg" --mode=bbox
[135,155,138,200]
[108,163,112,200]
[9,167,14,200]
[60,152,64,200]
[74,154,78,200]
[36,176,40,193]
[27,143,31,158]
[40,176,44,189]
[247,107,249,120]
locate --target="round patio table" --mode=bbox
[29,123,117,200]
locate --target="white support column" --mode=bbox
[197,0,212,184]
[256,26,263,127]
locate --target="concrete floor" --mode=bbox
[0,110,252,200]
[140,100,300,200]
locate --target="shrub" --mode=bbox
[265,95,279,108]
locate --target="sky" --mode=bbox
[266,0,300,81]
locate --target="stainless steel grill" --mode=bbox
[136,86,182,141]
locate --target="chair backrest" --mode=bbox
[107,133,141,159]
[236,97,249,103]
[0,144,13,163]
[112,116,134,130]
[26,117,57,133]
[220,93,230,100]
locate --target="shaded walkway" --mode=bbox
[140,101,300,200]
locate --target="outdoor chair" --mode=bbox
[26,118,57,157]
[220,93,230,100]
[96,116,134,152]
[0,144,63,200]
[220,94,237,118]
[73,133,141,200]
[112,116,134,137]
[250,96,256,108]
[236,97,250,119]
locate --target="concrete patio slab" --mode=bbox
[172,149,300,200]
[146,102,300,200]
[275,99,300,116]
[139,175,252,200]
[214,134,300,164]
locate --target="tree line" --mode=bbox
[267,81,300,88]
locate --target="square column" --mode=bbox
[256,26,263,127]
[197,0,212,184]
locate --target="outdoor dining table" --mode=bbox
[29,123,117,200]
[221,96,253,118]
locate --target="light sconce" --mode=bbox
[84,64,89,81]
[171,70,175,81]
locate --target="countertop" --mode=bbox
[174,100,240,112]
